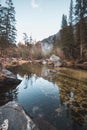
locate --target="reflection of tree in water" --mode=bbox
[53,74,87,125]
[30,74,37,86]
[9,64,43,77]
[0,85,18,106]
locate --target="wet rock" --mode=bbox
[0,101,39,130]
[0,69,21,86]
[2,69,17,79]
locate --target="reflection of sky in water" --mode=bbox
[17,75,60,117]
[17,75,59,98]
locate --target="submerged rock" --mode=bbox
[34,117,57,130]
[0,101,39,130]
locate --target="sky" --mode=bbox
[2,0,71,43]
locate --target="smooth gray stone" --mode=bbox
[0,101,39,130]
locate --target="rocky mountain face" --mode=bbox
[40,32,60,53]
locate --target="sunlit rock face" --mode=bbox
[41,41,53,54]
[41,35,54,54]
[40,31,60,54]
[0,101,39,130]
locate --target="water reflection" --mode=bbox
[1,64,87,130]
[16,73,87,130]
[16,74,64,129]
[41,65,50,77]
[17,74,60,107]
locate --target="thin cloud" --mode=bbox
[31,0,39,8]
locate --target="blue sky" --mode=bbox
[12,0,71,42]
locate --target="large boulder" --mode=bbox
[2,69,17,79]
[0,101,39,130]
[0,69,21,86]
[50,55,62,67]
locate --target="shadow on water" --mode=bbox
[0,84,18,106]
[0,63,87,130]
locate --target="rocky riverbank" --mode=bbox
[0,56,87,83]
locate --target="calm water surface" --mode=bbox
[0,64,87,130]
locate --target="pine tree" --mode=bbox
[69,0,74,26]
[68,0,75,58]
[60,14,71,58]
[0,3,4,41]
[0,3,2,41]
[0,3,8,50]
[75,0,87,59]
[5,0,16,44]
[23,33,29,45]
[0,0,16,56]
[61,14,67,29]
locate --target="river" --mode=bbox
[0,63,87,130]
